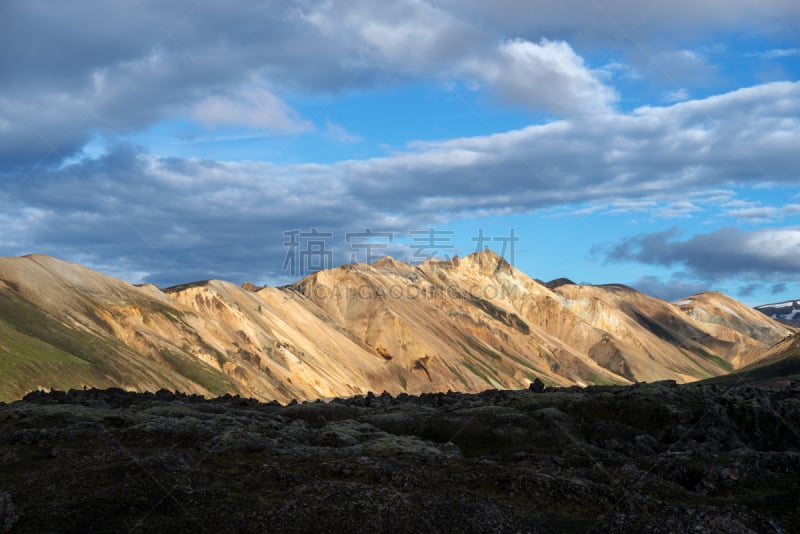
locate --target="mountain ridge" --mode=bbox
[0,251,793,402]
[755,299,800,326]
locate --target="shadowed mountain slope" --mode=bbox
[701,333,800,387]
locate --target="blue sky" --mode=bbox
[1,1,799,305]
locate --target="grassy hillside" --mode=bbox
[0,317,117,401]
[0,290,240,401]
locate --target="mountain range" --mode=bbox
[0,251,795,402]
[755,299,800,326]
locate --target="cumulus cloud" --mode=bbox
[4,0,798,168]
[603,227,800,279]
[0,4,617,167]
[0,1,371,166]
[2,1,800,283]
[353,81,800,212]
[2,80,800,283]
[463,39,619,116]
[301,0,479,72]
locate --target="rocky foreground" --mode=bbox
[1,382,799,533]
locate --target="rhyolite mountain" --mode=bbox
[0,252,793,402]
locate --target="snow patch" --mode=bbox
[720,305,743,321]
[756,299,800,310]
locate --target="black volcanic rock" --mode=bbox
[1,383,799,532]
[529,378,545,392]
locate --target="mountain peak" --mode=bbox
[372,256,409,270]
[241,282,263,292]
[468,248,503,261]
[163,280,215,293]
[461,248,514,276]
[546,278,576,289]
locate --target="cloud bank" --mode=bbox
[604,227,800,280]
[1,0,799,289]
[1,80,799,284]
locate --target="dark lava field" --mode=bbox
[1,381,799,533]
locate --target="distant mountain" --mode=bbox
[755,299,800,326]
[0,252,794,402]
[543,277,575,289]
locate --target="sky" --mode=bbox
[1,1,799,305]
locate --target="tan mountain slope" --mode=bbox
[673,292,793,367]
[290,250,792,387]
[0,256,417,402]
[163,279,406,400]
[701,333,800,387]
[0,252,793,402]
[0,255,241,401]
[290,253,617,392]
[427,253,791,380]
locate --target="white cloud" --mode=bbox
[559,192,732,219]
[726,203,800,222]
[463,39,619,116]
[741,229,800,265]
[654,201,702,218]
[4,0,799,168]
[3,53,800,284]
[2,0,800,287]
[301,0,477,71]
[727,206,780,221]
[304,3,619,117]
[193,87,313,133]
[606,200,656,214]
[1,80,797,283]
[173,80,800,221]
